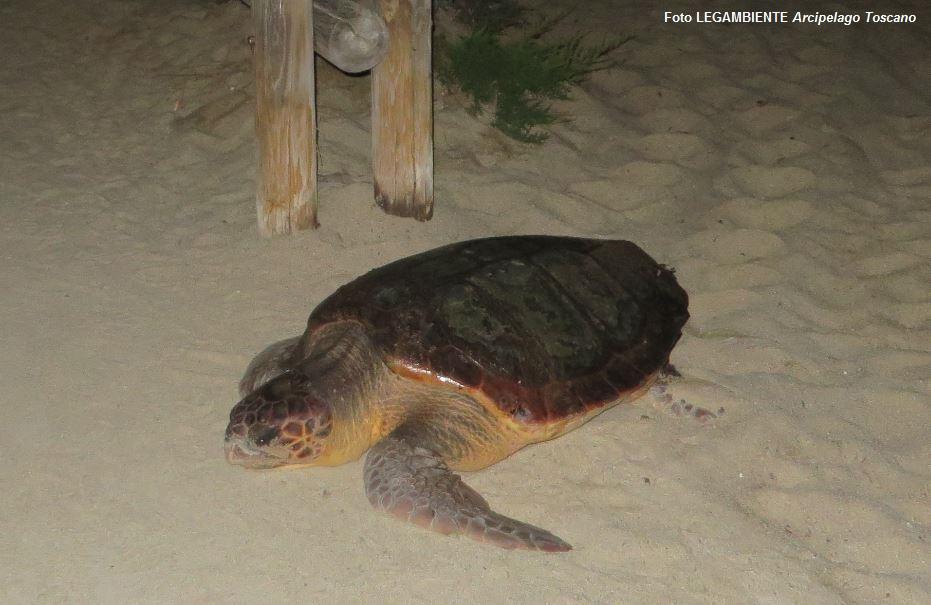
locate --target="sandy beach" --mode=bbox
[1,0,928,602]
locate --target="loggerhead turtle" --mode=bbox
[224,235,688,551]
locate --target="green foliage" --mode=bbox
[444,0,526,33]
[440,16,630,143]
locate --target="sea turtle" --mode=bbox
[225,235,689,551]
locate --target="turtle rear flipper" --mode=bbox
[239,336,301,396]
[363,431,571,552]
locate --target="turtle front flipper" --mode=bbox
[239,336,301,396]
[363,433,571,552]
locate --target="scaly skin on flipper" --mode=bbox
[364,432,572,552]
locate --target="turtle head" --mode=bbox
[224,372,333,469]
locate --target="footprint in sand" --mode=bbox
[689,289,766,326]
[714,197,814,230]
[733,136,812,165]
[612,160,687,185]
[570,161,690,212]
[664,61,722,84]
[616,85,687,114]
[681,260,783,291]
[853,252,924,277]
[879,166,931,187]
[732,103,800,133]
[742,487,929,575]
[633,133,715,170]
[729,165,817,198]
[882,272,931,303]
[876,301,931,330]
[897,238,931,258]
[650,376,740,424]
[638,108,713,135]
[697,84,752,109]
[586,67,644,96]
[569,180,647,211]
[685,228,786,264]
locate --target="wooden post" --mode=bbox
[372,0,434,220]
[253,0,318,236]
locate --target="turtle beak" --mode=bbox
[224,436,284,469]
[225,441,254,464]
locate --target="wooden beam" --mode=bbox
[312,0,389,73]
[372,0,434,220]
[252,0,318,236]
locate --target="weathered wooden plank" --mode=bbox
[371,0,434,220]
[252,0,318,235]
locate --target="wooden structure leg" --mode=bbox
[253,0,319,236]
[372,0,434,220]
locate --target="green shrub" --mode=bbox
[440,14,630,143]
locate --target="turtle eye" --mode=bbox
[251,425,280,447]
[512,405,532,421]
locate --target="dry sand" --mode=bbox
[1,0,929,603]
